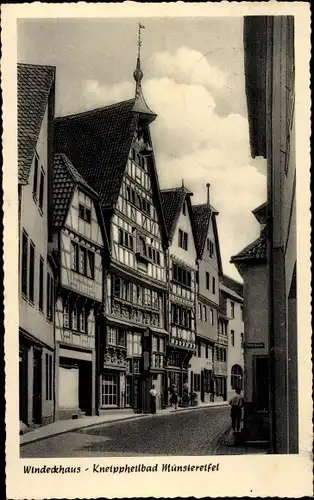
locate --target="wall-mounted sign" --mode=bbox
[244,342,265,349]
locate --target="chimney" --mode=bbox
[206,183,211,207]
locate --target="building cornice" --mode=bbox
[110,260,167,291]
[197,293,220,309]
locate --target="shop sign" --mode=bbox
[244,342,265,349]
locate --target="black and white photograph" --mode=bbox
[3,2,312,499]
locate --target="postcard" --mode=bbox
[2,2,312,498]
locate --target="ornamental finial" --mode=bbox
[133,23,146,90]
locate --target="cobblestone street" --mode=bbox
[21,407,231,458]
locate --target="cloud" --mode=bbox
[82,47,267,280]
[85,79,134,104]
[151,47,228,92]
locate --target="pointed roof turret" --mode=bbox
[132,23,156,124]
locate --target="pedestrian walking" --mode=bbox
[149,385,157,414]
[229,387,244,434]
[170,384,178,410]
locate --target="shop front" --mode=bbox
[19,329,54,427]
[166,345,193,404]
[57,346,95,419]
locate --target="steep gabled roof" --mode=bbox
[52,153,98,228]
[18,63,55,184]
[160,186,199,254]
[54,99,137,208]
[231,229,267,264]
[160,188,187,241]
[192,204,212,259]
[191,203,223,275]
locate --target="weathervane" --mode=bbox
[134,23,146,93]
[137,22,145,58]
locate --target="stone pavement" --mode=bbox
[20,401,228,446]
[215,427,269,455]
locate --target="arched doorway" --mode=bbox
[231,364,243,390]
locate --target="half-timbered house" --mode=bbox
[18,63,56,428]
[161,187,197,400]
[190,186,223,403]
[51,153,109,419]
[54,54,169,413]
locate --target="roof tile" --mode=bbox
[54,99,137,208]
[160,188,186,241]
[18,63,55,184]
[231,229,267,263]
[52,153,98,228]
[191,204,211,258]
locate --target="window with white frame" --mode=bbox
[203,305,207,322]
[80,308,86,333]
[178,229,188,250]
[63,299,69,328]
[152,335,158,352]
[133,359,140,374]
[71,241,95,279]
[108,327,117,346]
[210,308,214,325]
[101,374,118,406]
[230,301,235,319]
[127,332,133,355]
[231,330,235,346]
[133,333,142,355]
[71,306,78,330]
[159,337,165,353]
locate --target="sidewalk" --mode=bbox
[20,401,228,446]
[215,427,269,455]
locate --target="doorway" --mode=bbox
[32,348,42,424]
[79,361,92,415]
[200,370,205,402]
[19,346,28,424]
[133,376,142,413]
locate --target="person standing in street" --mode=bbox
[149,385,157,414]
[229,387,244,434]
[170,384,178,410]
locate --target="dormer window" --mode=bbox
[179,229,188,250]
[33,154,39,200]
[207,239,214,257]
[38,168,45,213]
[79,203,91,224]
[138,236,147,257]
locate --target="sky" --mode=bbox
[18,17,267,281]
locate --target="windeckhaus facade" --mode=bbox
[51,154,109,419]
[54,53,169,414]
[18,63,57,428]
[161,186,197,398]
[191,186,223,403]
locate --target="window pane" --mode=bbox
[72,306,77,330]
[29,242,35,302]
[39,171,45,210]
[21,231,28,296]
[71,242,78,271]
[63,299,69,328]
[33,157,38,197]
[87,251,95,279]
[80,307,86,332]
[39,257,44,311]
[46,273,50,318]
[79,204,85,219]
[79,247,86,274]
